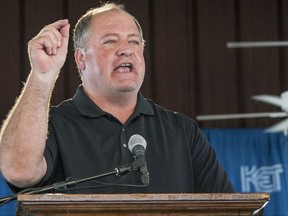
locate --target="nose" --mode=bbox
[116,41,133,57]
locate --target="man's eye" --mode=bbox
[129,40,140,45]
[104,40,116,44]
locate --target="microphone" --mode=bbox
[128,134,149,185]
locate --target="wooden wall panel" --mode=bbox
[279,0,288,91]
[0,1,22,122]
[237,0,281,127]
[196,0,239,127]
[150,0,193,115]
[22,0,66,105]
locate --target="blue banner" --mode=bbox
[0,174,16,216]
[203,128,288,215]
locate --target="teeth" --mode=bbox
[121,63,132,67]
[115,63,133,72]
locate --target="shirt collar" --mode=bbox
[72,85,154,118]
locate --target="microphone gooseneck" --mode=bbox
[128,134,150,185]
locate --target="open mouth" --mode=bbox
[114,63,133,73]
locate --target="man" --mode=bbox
[0,3,234,193]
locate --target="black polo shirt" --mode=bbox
[42,85,234,193]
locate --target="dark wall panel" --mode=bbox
[197,0,239,127]
[0,1,22,122]
[151,1,193,115]
[237,0,281,127]
[24,0,67,106]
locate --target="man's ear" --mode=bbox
[74,48,86,70]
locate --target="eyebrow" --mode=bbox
[100,33,141,40]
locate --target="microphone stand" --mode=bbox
[0,157,146,205]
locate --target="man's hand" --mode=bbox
[28,19,70,76]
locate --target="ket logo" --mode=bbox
[240,164,283,193]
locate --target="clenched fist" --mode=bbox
[28,19,70,77]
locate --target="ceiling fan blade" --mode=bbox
[196,112,288,121]
[265,118,288,133]
[227,41,288,48]
[252,95,282,107]
[280,91,288,111]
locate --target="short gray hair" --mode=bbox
[73,2,145,50]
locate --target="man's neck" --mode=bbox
[84,89,138,124]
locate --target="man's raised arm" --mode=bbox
[0,20,70,188]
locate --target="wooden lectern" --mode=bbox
[16,193,269,216]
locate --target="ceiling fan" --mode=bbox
[197,41,288,133]
[196,91,288,133]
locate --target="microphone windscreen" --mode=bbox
[128,134,147,153]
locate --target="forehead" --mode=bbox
[90,10,140,36]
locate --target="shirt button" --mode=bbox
[122,128,125,132]
[123,143,127,148]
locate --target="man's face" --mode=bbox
[78,10,145,97]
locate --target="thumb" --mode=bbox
[60,22,70,50]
